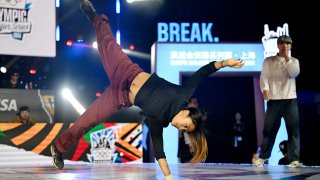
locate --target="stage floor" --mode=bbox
[1,162,320,180]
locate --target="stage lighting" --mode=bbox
[130,44,135,50]
[76,35,84,42]
[61,88,86,115]
[0,67,7,73]
[29,68,37,75]
[116,30,121,45]
[56,25,60,41]
[66,40,73,46]
[96,92,101,97]
[92,41,98,49]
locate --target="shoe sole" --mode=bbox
[50,145,63,170]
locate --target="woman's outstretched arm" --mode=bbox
[158,158,174,179]
[183,58,244,90]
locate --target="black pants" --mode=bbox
[259,99,300,163]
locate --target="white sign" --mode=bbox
[158,22,213,42]
[0,0,56,57]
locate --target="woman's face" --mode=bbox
[172,116,196,132]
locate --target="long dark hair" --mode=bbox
[187,107,208,163]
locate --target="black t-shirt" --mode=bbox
[134,61,218,160]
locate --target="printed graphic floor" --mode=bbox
[1,162,320,180]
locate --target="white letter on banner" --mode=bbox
[12,9,18,22]
[4,9,12,22]
[0,9,3,21]
[202,23,213,42]
[157,23,168,42]
[8,99,17,111]
[0,99,8,111]
[190,23,201,42]
[169,23,180,42]
[181,23,190,42]
[21,10,27,22]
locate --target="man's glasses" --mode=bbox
[12,73,19,77]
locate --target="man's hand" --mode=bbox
[280,52,290,62]
[279,51,291,62]
[263,90,270,100]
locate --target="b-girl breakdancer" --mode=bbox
[51,1,244,179]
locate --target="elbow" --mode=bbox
[288,67,300,78]
[155,155,166,161]
[154,152,166,161]
[289,71,300,78]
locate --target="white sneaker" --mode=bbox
[288,161,303,168]
[254,158,267,167]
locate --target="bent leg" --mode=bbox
[55,87,119,153]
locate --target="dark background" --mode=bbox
[182,75,258,164]
[1,0,319,165]
[1,0,319,100]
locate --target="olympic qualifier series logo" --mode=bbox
[0,0,32,40]
[87,127,118,163]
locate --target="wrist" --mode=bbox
[220,60,224,68]
[164,174,174,180]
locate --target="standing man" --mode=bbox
[254,35,302,168]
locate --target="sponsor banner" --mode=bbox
[0,0,56,57]
[0,123,142,163]
[0,88,54,123]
